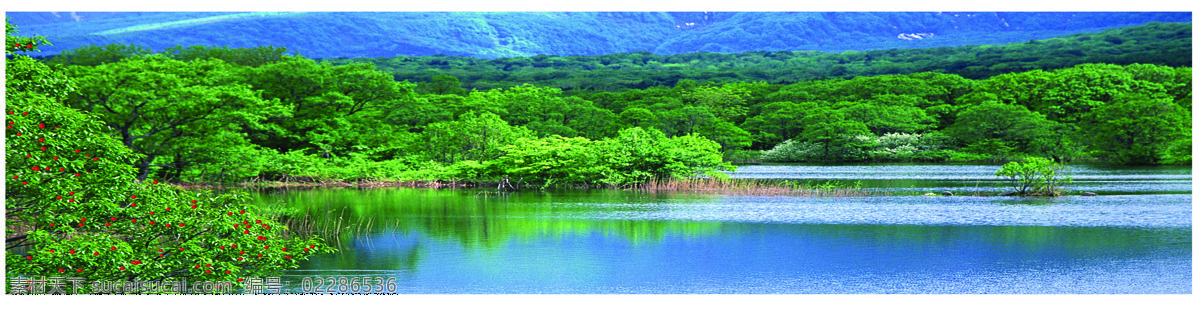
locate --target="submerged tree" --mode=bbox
[994,157,1071,196]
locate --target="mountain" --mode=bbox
[5,11,1192,59]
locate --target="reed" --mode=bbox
[628,178,884,197]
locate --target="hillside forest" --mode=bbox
[9,21,1193,187]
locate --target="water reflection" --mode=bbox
[252,184,1190,293]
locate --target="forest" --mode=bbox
[11,12,1190,59]
[12,21,1195,187]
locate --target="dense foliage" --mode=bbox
[14,21,1195,189]
[5,21,332,294]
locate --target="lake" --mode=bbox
[252,163,1192,294]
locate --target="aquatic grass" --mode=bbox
[629,178,885,197]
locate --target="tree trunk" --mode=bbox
[135,155,157,182]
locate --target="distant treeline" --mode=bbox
[316,22,1191,92]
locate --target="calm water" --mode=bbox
[253,163,1192,294]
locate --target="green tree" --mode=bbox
[946,102,1058,157]
[421,111,533,164]
[46,43,153,66]
[799,108,871,162]
[740,101,813,148]
[64,55,289,181]
[5,24,331,293]
[995,157,1071,196]
[619,107,657,127]
[415,73,468,95]
[1079,94,1191,164]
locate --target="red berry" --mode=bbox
[120,266,125,270]
[243,221,249,224]
[153,180,159,184]
[78,223,83,227]
[226,270,231,274]
[158,249,163,252]
[234,224,239,228]
[178,223,184,227]
[26,256,32,260]
[303,248,310,252]
[256,220,261,224]
[131,219,137,223]
[69,250,75,254]
[240,251,245,254]
[285,255,291,259]
[205,270,211,274]
[281,248,287,252]
[39,147,45,151]
[195,265,201,268]
[77,269,83,273]
[49,249,55,253]
[238,257,243,261]
[191,200,197,204]
[239,210,245,214]
[105,223,111,226]
[68,199,74,203]
[232,245,237,248]
[228,212,233,215]
[131,203,137,207]
[94,252,99,255]
[49,223,55,226]
[74,149,80,153]
[264,246,269,249]
[59,269,64,272]
[79,217,84,220]
[38,138,44,142]
[179,248,184,251]
[110,246,116,250]
[111,217,117,221]
[191,205,197,209]
[244,230,249,234]
[205,263,211,267]
[149,221,155,225]
[93,158,99,161]
[238,278,243,282]
[257,254,262,257]
[220,246,225,249]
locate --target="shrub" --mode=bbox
[995,157,1071,196]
